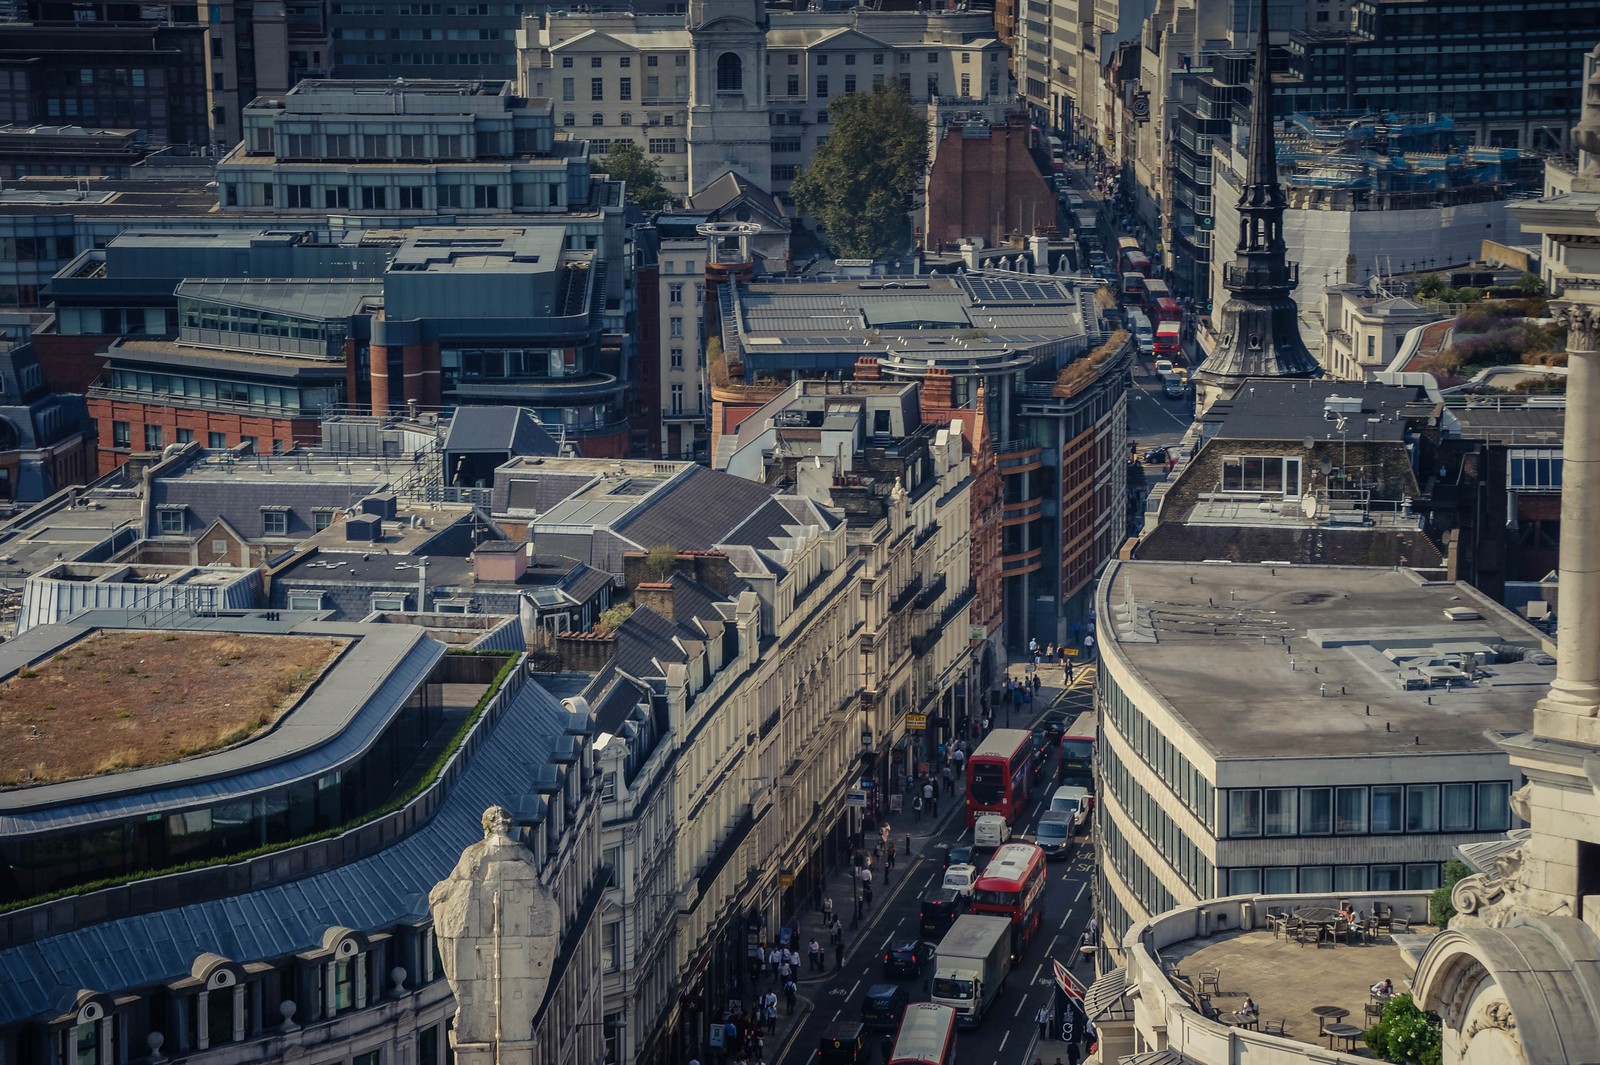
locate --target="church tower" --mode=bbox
[686,0,773,196]
[1191,0,1321,416]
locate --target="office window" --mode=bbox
[927,76,939,96]
[563,113,576,127]
[1371,785,1404,833]
[1263,788,1296,836]
[158,508,185,534]
[1335,786,1367,834]
[1370,864,1403,891]
[473,184,499,208]
[360,186,387,210]
[1262,867,1295,894]
[591,56,603,68]
[112,421,131,448]
[844,75,855,93]
[670,347,684,369]
[362,133,388,157]
[787,52,798,65]
[669,283,684,304]
[927,51,938,62]
[313,509,336,532]
[176,428,194,444]
[1299,865,1332,893]
[262,509,289,536]
[648,55,659,66]
[562,56,574,67]
[325,133,351,157]
[286,184,312,208]
[1406,864,1441,890]
[591,113,604,126]
[325,186,350,209]
[208,431,227,447]
[816,76,829,98]
[1477,781,1511,831]
[786,75,799,96]
[562,77,574,100]
[398,186,424,210]
[670,384,684,413]
[591,77,604,100]
[1227,867,1261,895]
[619,77,632,100]
[144,424,162,450]
[1300,788,1332,835]
[960,73,969,96]
[1406,784,1439,833]
[1440,783,1474,831]
[873,52,884,65]
[1333,866,1367,893]
[961,51,970,63]
[648,75,660,96]
[619,56,630,67]
[845,53,856,66]
[817,54,828,66]
[1227,790,1261,837]
[669,316,683,338]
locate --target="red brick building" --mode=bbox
[924,112,1057,252]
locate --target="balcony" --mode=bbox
[913,572,948,612]
[889,573,923,614]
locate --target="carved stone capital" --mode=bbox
[1554,301,1600,355]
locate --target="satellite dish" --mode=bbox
[1302,494,1319,519]
[1303,436,1315,450]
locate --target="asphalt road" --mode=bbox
[778,681,1099,1065]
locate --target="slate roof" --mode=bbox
[443,406,560,457]
[687,170,786,223]
[0,673,588,1025]
[1205,379,1434,443]
[613,466,778,551]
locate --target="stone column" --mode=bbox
[1541,302,1600,722]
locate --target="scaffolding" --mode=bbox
[1270,111,1542,207]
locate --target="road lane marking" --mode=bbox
[1032,962,1045,983]
[1074,882,1087,902]
[998,1031,1010,1053]
[847,979,860,1000]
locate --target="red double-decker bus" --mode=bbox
[1056,711,1097,810]
[888,1003,959,1065]
[965,728,1034,826]
[970,841,1048,958]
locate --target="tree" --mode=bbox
[1513,271,1544,295]
[1430,858,1471,927]
[790,85,928,261]
[644,544,678,581]
[597,142,675,212]
[1415,273,1444,300]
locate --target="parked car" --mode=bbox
[942,863,978,897]
[1141,446,1169,465]
[882,941,932,979]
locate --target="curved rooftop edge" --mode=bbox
[0,665,593,1025]
[1111,889,1438,1065]
[0,614,444,831]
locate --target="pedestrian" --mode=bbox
[1084,633,1096,660]
[941,763,954,795]
[1037,1004,1051,1040]
[1064,658,1074,683]
[913,794,923,821]
[783,978,797,1016]
[1032,672,1041,694]
[834,941,844,971]
[887,839,896,870]
[809,937,823,972]
[763,990,778,1033]
[822,895,833,923]
[1066,1041,1082,1065]
[768,945,782,980]
[863,880,873,909]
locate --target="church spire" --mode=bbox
[1191,0,1321,414]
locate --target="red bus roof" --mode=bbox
[975,842,1044,889]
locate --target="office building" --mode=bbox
[0,610,608,1065]
[1093,559,1540,951]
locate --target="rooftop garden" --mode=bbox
[0,631,349,787]
[1411,275,1567,391]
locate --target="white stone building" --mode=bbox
[518,6,1012,201]
[1321,284,1448,382]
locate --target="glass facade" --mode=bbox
[1221,780,1512,838]
[106,367,340,417]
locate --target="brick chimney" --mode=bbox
[554,630,617,672]
[633,580,675,621]
[922,367,953,413]
[854,356,882,380]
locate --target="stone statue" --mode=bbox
[429,807,562,1056]
[1574,43,1600,175]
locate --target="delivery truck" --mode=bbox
[930,914,1012,1027]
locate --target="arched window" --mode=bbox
[621,112,632,126]
[716,52,743,92]
[591,113,604,126]
[562,113,575,126]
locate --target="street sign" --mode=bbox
[969,624,988,641]
[846,790,868,808]
[860,777,876,789]
[780,872,794,888]
[905,713,928,731]
[1062,648,1080,657]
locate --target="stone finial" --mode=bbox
[429,806,561,1050]
[1576,43,1600,175]
[146,1032,165,1064]
[1554,301,1600,354]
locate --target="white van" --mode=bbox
[1050,785,1091,831]
[1126,309,1154,355]
[973,812,1009,848]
